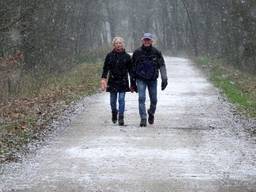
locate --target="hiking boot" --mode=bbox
[118,115,124,126]
[112,111,118,124]
[140,119,147,127]
[147,110,154,124]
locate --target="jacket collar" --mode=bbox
[141,45,152,52]
[112,48,125,54]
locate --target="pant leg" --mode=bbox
[137,79,147,120]
[118,92,126,115]
[147,80,158,115]
[110,92,118,113]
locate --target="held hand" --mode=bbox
[161,79,168,91]
[130,85,137,93]
[100,79,107,91]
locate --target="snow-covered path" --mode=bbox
[1,57,255,192]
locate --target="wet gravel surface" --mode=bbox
[0,57,255,192]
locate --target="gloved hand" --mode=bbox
[130,79,137,93]
[130,84,137,93]
[161,79,168,90]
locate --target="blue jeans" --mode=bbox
[110,92,126,115]
[136,79,157,119]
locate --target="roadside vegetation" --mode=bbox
[0,60,102,163]
[195,56,256,118]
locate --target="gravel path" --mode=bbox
[0,57,255,192]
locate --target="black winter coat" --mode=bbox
[101,50,134,92]
[132,45,166,81]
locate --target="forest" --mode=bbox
[1,0,256,161]
[1,0,255,74]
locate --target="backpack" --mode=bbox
[135,55,158,80]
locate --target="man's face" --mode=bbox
[142,38,153,47]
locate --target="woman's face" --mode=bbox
[114,40,124,50]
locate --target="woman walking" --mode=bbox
[101,37,136,126]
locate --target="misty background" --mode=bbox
[0,0,256,99]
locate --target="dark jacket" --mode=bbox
[132,45,167,81]
[102,50,134,92]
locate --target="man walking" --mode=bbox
[131,33,168,127]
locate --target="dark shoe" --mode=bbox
[140,119,147,127]
[118,115,124,126]
[112,111,117,124]
[147,110,154,124]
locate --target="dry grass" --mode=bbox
[0,62,102,162]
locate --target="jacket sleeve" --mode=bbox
[131,50,139,80]
[101,54,109,79]
[158,51,168,81]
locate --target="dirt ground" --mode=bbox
[0,57,255,192]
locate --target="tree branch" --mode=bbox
[0,3,37,32]
[180,0,198,56]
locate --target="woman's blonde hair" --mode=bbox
[112,36,125,47]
